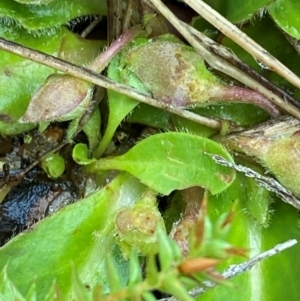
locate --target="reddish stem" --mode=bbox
[89,25,144,72]
[210,86,280,117]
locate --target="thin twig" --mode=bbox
[209,154,300,210]
[148,0,300,119]
[160,239,297,301]
[186,23,300,110]
[80,16,102,38]
[183,0,300,91]
[0,37,226,131]
[88,25,143,71]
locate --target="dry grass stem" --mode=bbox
[184,0,300,91]
[0,37,224,131]
[148,0,300,119]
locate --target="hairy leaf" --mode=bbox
[20,74,93,123]
[0,26,102,135]
[117,35,279,117]
[88,132,236,195]
[0,173,145,299]
[0,0,106,33]
[202,0,270,24]
[93,54,140,158]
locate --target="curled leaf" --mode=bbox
[20,74,93,123]
[41,153,65,179]
[72,143,97,165]
[0,26,102,135]
[268,0,300,39]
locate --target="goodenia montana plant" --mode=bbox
[1,0,300,301]
[0,172,241,300]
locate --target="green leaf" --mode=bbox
[142,292,157,301]
[72,143,97,165]
[41,153,65,179]
[157,226,176,271]
[105,255,122,293]
[200,171,300,301]
[71,268,90,301]
[161,276,194,301]
[195,103,269,127]
[82,107,102,151]
[0,0,106,33]
[220,16,300,91]
[0,173,145,299]
[0,267,27,301]
[43,283,59,301]
[0,26,102,135]
[268,0,300,39]
[127,103,216,137]
[204,0,270,24]
[93,90,138,158]
[25,282,37,301]
[128,249,142,285]
[145,255,159,286]
[14,0,55,4]
[93,55,140,158]
[88,132,236,195]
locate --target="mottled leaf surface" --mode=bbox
[0,26,102,135]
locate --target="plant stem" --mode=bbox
[89,25,143,72]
